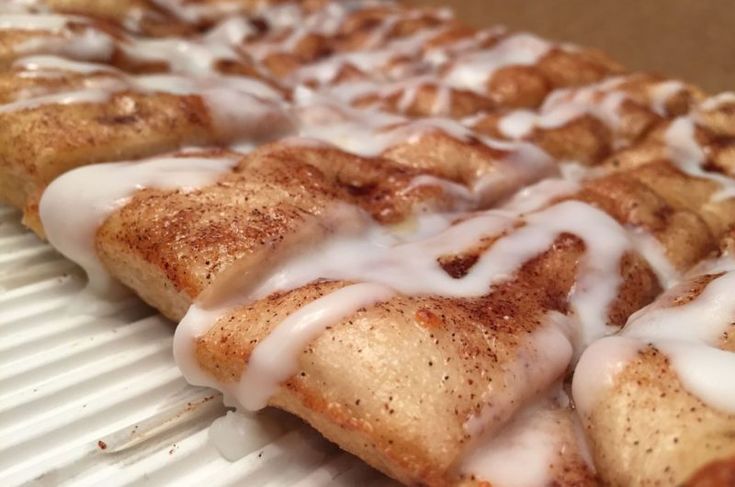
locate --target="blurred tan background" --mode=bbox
[409,0,734,94]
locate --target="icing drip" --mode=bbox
[121,37,241,77]
[208,410,288,461]
[39,153,241,296]
[424,27,506,67]
[625,267,735,412]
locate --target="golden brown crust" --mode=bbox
[95,143,465,319]
[0,92,214,218]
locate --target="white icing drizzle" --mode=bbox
[0,0,45,14]
[698,92,735,112]
[487,202,631,344]
[287,22,443,86]
[245,2,349,63]
[238,283,396,410]
[39,153,241,295]
[0,77,127,113]
[460,386,580,487]
[208,408,293,462]
[626,227,680,288]
[500,178,580,214]
[664,117,735,201]
[463,312,576,437]
[424,27,506,68]
[2,59,290,138]
[2,13,116,62]
[571,335,641,414]
[121,36,240,77]
[444,33,551,94]
[120,14,262,78]
[405,174,477,209]
[13,54,116,74]
[649,80,685,116]
[573,256,735,414]
[294,89,556,205]
[175,198,638,418]
[0,13,79,30]
[151,0,247,23]
[497,78,629,141]
[625,266,735,412]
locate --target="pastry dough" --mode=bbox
[1,1,734,485]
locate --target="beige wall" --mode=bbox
[409,0,735,94]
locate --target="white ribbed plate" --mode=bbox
[0,206,391,486]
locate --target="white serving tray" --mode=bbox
[0,205,392,486]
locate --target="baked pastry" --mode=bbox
[1,1,734,486]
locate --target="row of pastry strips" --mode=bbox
[0,2,607,101]
[37,143,602,471]
[0,9,590,117]
[0,2,429,79]
[0,0,315,31]
[1,58,291,152]
[283,22,449,86]
[489,75,675,139]
[26,46,734,387]
[3,49,559,216]
[34,96,733,483]
[172,189,670,406]
[284,28,551,91]
[7,58,280,98]
[3,51,546,192]
[0,13,263,76]
[152,0,392,27]
[0,3,370,75]
[37,138,669,395]
[169,85,735,424]
[36,90,560,292]
[0,4,458,90]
